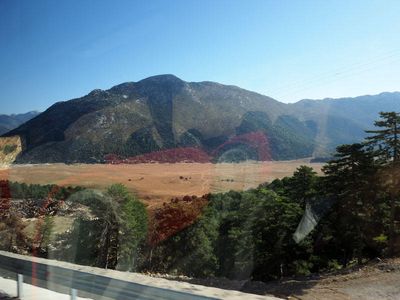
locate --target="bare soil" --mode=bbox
[23,216,75,237]
[265,258,400,300]
[159,258,400,300]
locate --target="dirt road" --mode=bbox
[173,258,400,300]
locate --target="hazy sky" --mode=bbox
[1,0,400,114]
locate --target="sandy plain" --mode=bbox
[0,160,323,208]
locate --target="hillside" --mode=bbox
[0,111,39,135]
[163,258,400,300]
[289,92,400,155]
[2,75,399,163]
[0,136,22,166]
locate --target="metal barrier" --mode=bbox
[0,251,219,300]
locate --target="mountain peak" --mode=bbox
[108,75,185,96]
[136,74,186,95]
[88,89,105,96]
[139,74,184,84]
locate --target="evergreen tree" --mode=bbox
[366,112,400,255]
[213,190,260,279]
[287,165,318,208]
[65,185,147,270]
[37,215,55,256]
[146,205,219,277]
[108,184,148,271]
[250,188,305,280]
[366,112,400,163]
[322,143,378,263]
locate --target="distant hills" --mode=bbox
[290,92,400,156]
[2,75,399,163]
[0,111,40,135]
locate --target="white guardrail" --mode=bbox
[0,251,279,300]
[0,251,219,300]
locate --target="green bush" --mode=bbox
[3,144,17,155]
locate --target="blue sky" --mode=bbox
[1,0,400,114]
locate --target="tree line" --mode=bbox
[5,181,84,200]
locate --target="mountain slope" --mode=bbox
[2,75,400,163]
[0,112,39,135]
[292,92,400,126]
[289,92,400,156]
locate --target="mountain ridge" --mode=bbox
[2,75,399,164]
[0,111,40,135]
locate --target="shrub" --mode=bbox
[3,144,17,155]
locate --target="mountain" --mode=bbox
[2,75,399,163]
[0,111,40,135]
[289,92,400,156]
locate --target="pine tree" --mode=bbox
[38,215,55,255]
[66,185,147,270]
[366,111,400,255]
[366,112,400,163]
[108,184,148,271]
[322,143,378,264]
[287,165,318,208]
